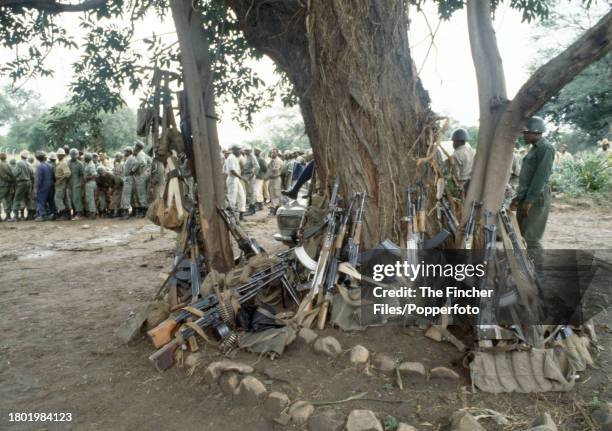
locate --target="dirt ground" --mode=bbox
[0,203,610,431]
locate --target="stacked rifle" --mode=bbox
[295,178,367,329]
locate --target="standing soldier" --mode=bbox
[267,148,283,216]
[120,147,138,219]
[133,141,149,217]
[511,116,555,251]
[282,150,295,190]
[96,166,114,217]
[34,151,55,221]
[27,155,37,219]
[224,144,247,220]
[241,144,259,215]
[110,152,124,218]
[449,128,475,191]
[83,153,98,219]
[254,148,267,211]
[0,152,14,221]
[54,148,72,220]
[68,148,85,220]
[10,150,34,222]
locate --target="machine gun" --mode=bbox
[218,207,264,258]
[186,207,204,302]
[317,193,356,329]
[347,191,366,267]
[499,208,539,287]
[149,265,292,371]
[476,209,499,342]
[147,262,291,348]
[461,200,482,249]
[439,195,459,237]
[295,177,340,324]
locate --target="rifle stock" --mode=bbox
[149,339,180,371]
[147,320,178,348]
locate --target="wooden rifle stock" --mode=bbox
[149,339,180,371]
[147,320,178,348]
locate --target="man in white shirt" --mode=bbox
[225,144,247,219]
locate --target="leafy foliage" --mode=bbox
[0,85,43,126]
[412,0,552,22]
[550,152,611,195]
[241,108,310,152]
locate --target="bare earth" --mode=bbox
[0,203,610,431]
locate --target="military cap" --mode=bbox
[124,146,133,153]
[48,152,57,160]
[230,144,242,150]
[83,153,93,162]
[134,141,145,149]
[20,150,30,158]
[56,148,66,156]
[69,148,79,157]
[243,144,252,151]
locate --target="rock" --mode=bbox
[289,401,315,425]
[264,391,290,419]
[144,300,170,330]
[345,409,383,431]
[203,360,253,384]
[183,352,203,368]
[592,409,612,431]
[219,372,241,396]
[397,424,418,431]
[349,345,369,365]
[447,411,484,431]
[82,224,90,229]
[234,375,267,405]
[397,362,426,377]
[298,327,319,344]
[314,336,342,358]
[430,366,460,380]
[308,409,345,431]
[372,354,395,372]
[528,413,558,431]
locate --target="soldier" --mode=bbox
[96,166,114,217]
[554,144,573,166]
[10,150,35,221]
[54,148,72,220]
[110,152,124,218]
[92,153,100,167]
[282,149,296,190]
[511,116,555,251]
[68,148,85,220]
[254,148,267,211]
[120,147,138,219]
[267,148,283,216]
[34,151,55,221]
[241,144,259,215]
[133,141,150,217]
[27,155,37,218]
[224,144,247,220]
[83,153,98,219]
[48,152,57,167]
[0,152,14,221]
[449,128,475,191]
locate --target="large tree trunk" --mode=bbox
[171,0,234,271]
[228,0,436,246]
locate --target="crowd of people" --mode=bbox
[0,142,160,222]
[221,145,313,219]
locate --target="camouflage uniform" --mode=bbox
[96,168,114,214]
[12,157,34,215]
[54,156,71,214]
[242,151,260,208]
[0,157,14,218]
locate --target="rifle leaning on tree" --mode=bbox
[149,264,292,371]
[218,207,264,258]
[460,200,482,249]
[476,209,499,343]
[438,195,459,237]
[317,192,357,329]
[294,177,340,324]
[346,191,366,267]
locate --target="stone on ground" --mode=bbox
[289,400,315,425]
[183,352,203,368]
[397,362,426,377]
[203,360,253,384]
[298,327,319,344]
[234,375,267,405]
[219,371,241,396]
[447,411,484,431]
[345,409,383,431]
[314,336,342,358]
[372,354,395,372]
[430,366,460,380]
[349,345,370,364]
[528,412,558,431]
[397,424,418,431]
[592,406,612,431]
[264,391,290,419]
[308,409,345,431]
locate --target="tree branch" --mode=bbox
[0,0,106,13]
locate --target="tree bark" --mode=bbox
[171,0,234,271]
[227,0,436,246]
[466,4,612,219]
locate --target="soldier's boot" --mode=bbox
[20,209,25,220]
[28,210,37,221]
[121,209,131,220]
[239,212,245,221]
[108,210,116,218]
[9,211,18,222]
[73,212,82,220]
[244,205,256,216]
[140,207,147,218]
[272,206,279,216]
[267,206,276,217]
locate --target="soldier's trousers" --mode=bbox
[98,188,112,211]
[135,175,148,207]
[121,176,135,210]
[12,181,33,212]
[85,181,97,215]
[254,179,264,203]
[226,177,246,212]
[244,176,256,206]
[268,177,282,206]
[55,181,69,212]
[36,186,55,217]
[71,183,84,213]
[517,188,551,251]
[110,186,122,210]
[0,184,11,216]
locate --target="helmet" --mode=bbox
[524,116,546,134]
[451,128,469,142]
[296,156,305,163]
[243,144,252,151]
[56,148,66,156]
[124,147,133,154]
[96,166,106,174]
[48,152,57,160]
[230,144,242,151]
[69,148,79,157]
[92,152,99,158]
[20,150,29,158]
[134,141,145,150]
[84,153,92,162]
[283,150,291,156]
[115,152,123,159]
[35,150,46,159]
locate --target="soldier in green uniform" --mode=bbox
[120,147,138,218]
[511,116,555,251]
[54,148,72,220]
[68,148,85,219]
[0,152,15,221]
[10,150,35,221]
[133,141,149,217]
[110,152,124,218]
[241,144,259,215]
[83,153,98,219]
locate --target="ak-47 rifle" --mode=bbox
[499,208,539,286]
[147,262,290,348]
[461,200,482,249]
[295,177,340,324]
[439,195,459,237]
[415,182,426,248]
[317,193,356,329]
[149,265,291,371]
[218,207,264,257]
[187,208,204,302]
[476,209,498,342]
[347,192,366,267]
